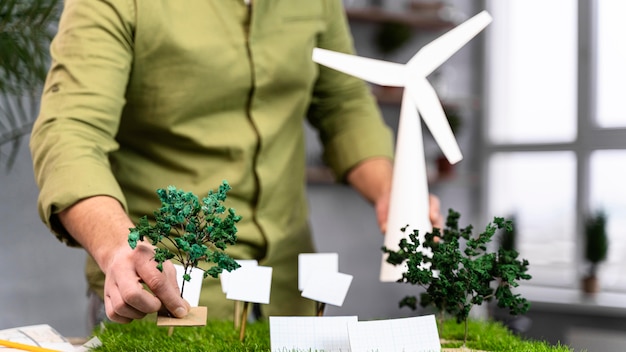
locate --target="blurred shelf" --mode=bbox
[371,85,461,111]
[371,85,404,105]
[306,165,336,184]
[345,6,455,30]
[517,285,626,317]
[306,163,474,186]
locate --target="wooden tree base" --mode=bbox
[157,306,207,327]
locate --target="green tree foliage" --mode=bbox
[1,0,60,168]
[128,180,242,296]
[383,209,532,345]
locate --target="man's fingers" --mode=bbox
[377,193,443,234]
[429,194,444,229]
[101,243,190,324]
[137,260,190,318]
[114,256,163,312]
[103,261,161,323]
[376,192,390,234]
[104,287,150,323]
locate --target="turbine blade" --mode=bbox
[313,48,407,87]
[408,10,492,76]
[409,78,463,164]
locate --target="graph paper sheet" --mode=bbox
[270,316,357,352]
[0,324,76,352]
[348,315,441,352]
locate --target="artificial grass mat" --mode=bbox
[90,317,573,352]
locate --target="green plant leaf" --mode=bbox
[1,0,61,168]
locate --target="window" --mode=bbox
[595,2,626,128]
[487,152,577,287]
[486,0,577,144]
[589,151,626,290]
[484,1,626,291]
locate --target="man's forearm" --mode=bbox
[346,157,393,205]
[58,195,135,273]
[58,195,190,322]
[346,157,393,233]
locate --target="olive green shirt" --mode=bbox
[31,0,393,317]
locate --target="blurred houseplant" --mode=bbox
[374,20,413,58]
[581,210,609,295]
[0,0,59,169]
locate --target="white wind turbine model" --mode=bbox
[313,11,492,281]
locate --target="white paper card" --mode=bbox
[174,264,204,307]
[301,271,353,306]
[348,315,441,352]
[226,265,272,304]
[270,316,358,352]
[220,259,258,293]
[298,252,339,291]
[75,337,103,352]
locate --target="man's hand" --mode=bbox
[346,157,444,233]
[428,194,444,230]
[59,196,190,323]
[102,242,190,323]
[374,192,443,234]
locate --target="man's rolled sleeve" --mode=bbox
[30,0,135,245]
[322,120,394,181]
[308,0,394,181]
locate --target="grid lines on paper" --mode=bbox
[348,315,440,352]
[270,316,357,352]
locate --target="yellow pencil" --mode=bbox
[0,339,61,352]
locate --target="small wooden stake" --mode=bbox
[239,301,249,342]
[316,302,326,317]
[167,326,174,336]
[234,300,242,329]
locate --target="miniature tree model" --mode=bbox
[492,214,532,335]
[582,210,609,295]
[128,180,242,314]
[383,209,532,346]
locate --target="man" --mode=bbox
[30,0,442,327]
